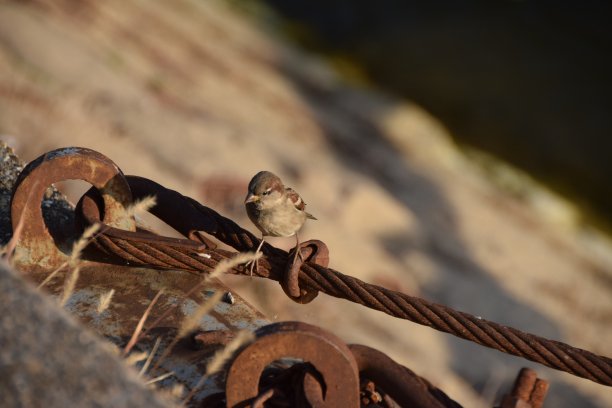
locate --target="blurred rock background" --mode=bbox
[262,0,612,232]
[0,0,610,406]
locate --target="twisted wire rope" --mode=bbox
[82,176,612,386]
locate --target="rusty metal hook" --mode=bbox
[282,239,328,303]
[225,321,360,408]
[10,147,134,268]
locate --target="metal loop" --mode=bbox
[225,321,360,408]
[10,147,134,268]
[282,240,328,304]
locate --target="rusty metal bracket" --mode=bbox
[10,147,134,268]
[499,368,549,408]
[225,321,360,407]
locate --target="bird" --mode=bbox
[244,171,316,275]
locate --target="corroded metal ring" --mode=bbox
[10,147,134,267]
[225,321,359,407]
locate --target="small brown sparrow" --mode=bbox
[245,171,316,275]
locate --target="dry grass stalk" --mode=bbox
[139,336,162,377]
[68,223,100,265]
[207,251,262,281]
[204,330,254,376]
[38,223,101,290]
[2,205,25,262]
[148,252,259,372]
[38,196,146,304]
[154,383,186,404]
[120,195,157,225]
[169,384,185,399]
[135,252,260,345]
[56,223,101,305]
[59,265,80,307]
[183,330,254,404]
[125,351,148,367]
[145,371,174,385]
[150,291,224,373]
[97,288,115,314]
[123,289,165,355]
[40,196,147,291]
[2,181,38,264]
[177,291,224,339]
[37,263,68,289]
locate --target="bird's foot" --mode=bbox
[292,245,303,267]
[282,240,329,304]
[247,257,259,277]
[247,238,266,277]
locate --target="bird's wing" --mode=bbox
[285,187,306,211]
[286,187,317,220]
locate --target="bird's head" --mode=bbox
[245,171,284,208]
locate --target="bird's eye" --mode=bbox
[262,190,270,196]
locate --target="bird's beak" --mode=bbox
[244,193,259,204]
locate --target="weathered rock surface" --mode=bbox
[0,261,172,408]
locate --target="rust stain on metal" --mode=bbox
[193,330,236,348]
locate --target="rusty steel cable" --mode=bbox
[76,176,612,387]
